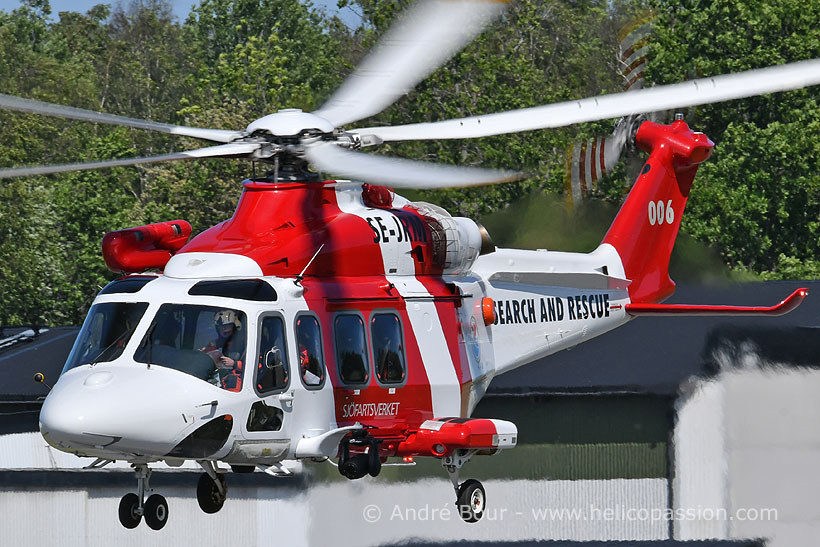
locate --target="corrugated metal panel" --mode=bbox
[308,478,668,544]
[0,477,667,546]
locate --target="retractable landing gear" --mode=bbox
[196,460,227,514]
[443,450,485,523]
[118,464,169,530]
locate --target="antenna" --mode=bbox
[295,243,325,286]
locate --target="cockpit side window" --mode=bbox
[134,304,246,391]
[62,302,149,374]
[334,313,370,386]
[295,314,325,388]
[256,315,289,394]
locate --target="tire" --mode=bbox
[144,494,169,530]
[118,493,142,529]
[197,472,227,514]
[456,479,486,523]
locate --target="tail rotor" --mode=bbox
[564,12,656,205]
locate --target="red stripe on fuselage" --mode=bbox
[414,276,472,414]
[301,278,436,430]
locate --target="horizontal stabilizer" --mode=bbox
[625,288,808,316]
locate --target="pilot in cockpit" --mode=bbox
[201,309,245,391]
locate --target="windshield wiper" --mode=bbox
[88,328,131,367]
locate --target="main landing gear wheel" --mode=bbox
[118,493,141,529]
[197,472,227,514]
[456,479,486,523]
[144,494,169,530]
[442,449,485,523]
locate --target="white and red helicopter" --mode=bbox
[3,0,819,531]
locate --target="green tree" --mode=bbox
[344,0,623,216]
[185,0,345,113]
[648,0,820,277]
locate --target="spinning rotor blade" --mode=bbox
[0,93,244,143]
[304,141,520,189]
[564,13,654,203]
[565,122,632,203]
[355,58,820,143]
[0,142,261,179]
[314,0,508,128]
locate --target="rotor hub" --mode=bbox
[245,109,335,137]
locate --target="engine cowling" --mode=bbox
[405,202,493,275]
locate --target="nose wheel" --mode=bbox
[118,464,169,530]
[118,493,141,529]
[144,494,169,530]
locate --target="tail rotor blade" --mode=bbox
[564,121,632,204]
[617,12,654,92]
[0,143,261,179]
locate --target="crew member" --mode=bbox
[201,309,245,391]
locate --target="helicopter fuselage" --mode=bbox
[40,180,631,466]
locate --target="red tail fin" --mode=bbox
[602,120,714,303]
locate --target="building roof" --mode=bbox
[0,327,79,402]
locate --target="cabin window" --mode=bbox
[188,279,277,301]
[247,401,283,432]
[62,302,149,373]
[371,313,406,385]
[335,314,369,385]
[295,314,325,388]
[255,315,289,394]
[134,304,247,392]
[99,276,156,295]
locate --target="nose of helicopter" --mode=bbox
[40,365,219,457]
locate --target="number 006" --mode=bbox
[648,200,674,225]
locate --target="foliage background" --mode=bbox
[0,0,818,326]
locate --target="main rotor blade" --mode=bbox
[314,0,507,128]
[304,141,520,189]
[0,142,261,179]
[0,93,244,143]
[354,58,820,143]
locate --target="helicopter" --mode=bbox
[2,0,819,532]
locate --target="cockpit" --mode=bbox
[61,276,292,393]
[63,301,249,392]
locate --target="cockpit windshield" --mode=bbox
[63,302,149,374]
[134,304,247,391]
